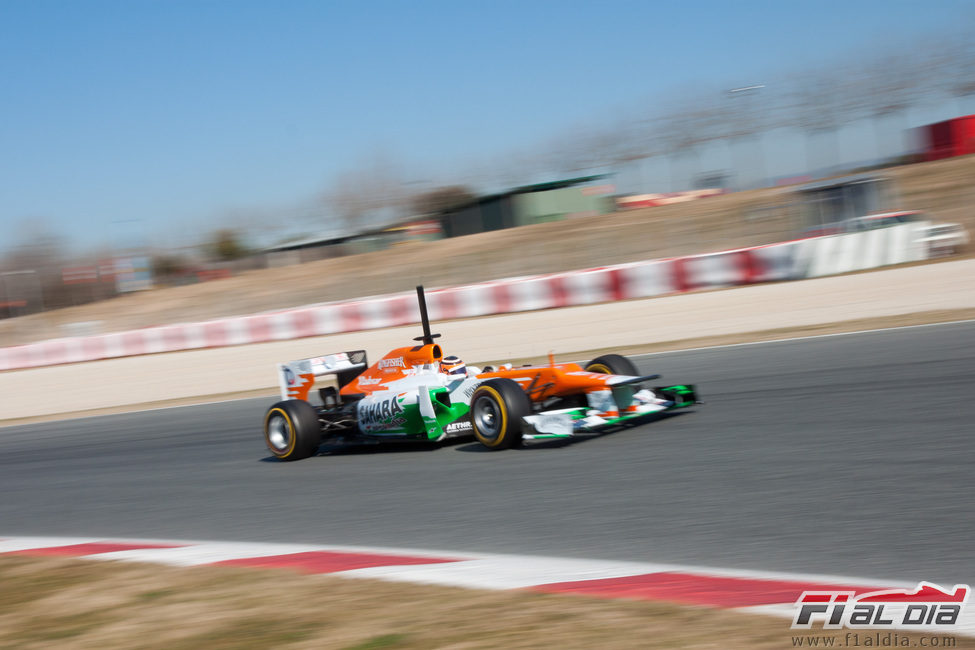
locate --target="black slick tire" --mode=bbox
[263,400,321,461]
[470,379,531,450]
[584,353,639,376]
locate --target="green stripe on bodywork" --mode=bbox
[427,388,472,440]
[365,389,473,441]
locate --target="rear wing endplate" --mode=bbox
[278,350,368,401]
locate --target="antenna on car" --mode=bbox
[413,285,441,345]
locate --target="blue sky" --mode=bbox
[1,0,971,252]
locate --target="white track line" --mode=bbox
[630,318,975,358]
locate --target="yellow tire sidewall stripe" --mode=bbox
[264,407,297,457]
[473,385,508,447]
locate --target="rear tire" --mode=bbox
[263,400,321,461]
[470,379,530,450]
[584,353,639,376]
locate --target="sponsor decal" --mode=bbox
[462,382,481,400]
[311,354,346,371]
[359,396,405,427]
[357,376,383,386]
[283,367,296,386]
[792,582,969,630]
[531,413,573,435]
[378,357,406,371]
[445,420,473,434]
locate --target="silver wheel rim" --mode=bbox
[267,414,291,452]
[473,395,501,440]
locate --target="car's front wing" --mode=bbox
[521,384,699,441]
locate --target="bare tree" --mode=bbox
[474,147,537,190]
[0,222,68,313]
[601,116,665,192]
[540,119,641,181]
[410,185,477,215]
[206,229,250,262]
[718,84,778,189]
[784,65,864,176]
[653,90,728,191]
[536,126,595,179]
[151,252,192,286]
[938,32,975,114]
[853,51,926,160]
[324,152,410,232]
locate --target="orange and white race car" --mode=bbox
[263,287,699,461]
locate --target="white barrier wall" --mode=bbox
[1,258,972,421]
[796,222,928,278]
[0,225,933,372]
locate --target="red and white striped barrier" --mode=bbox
[0,225,930,372]
[0,249,781,371]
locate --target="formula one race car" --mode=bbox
[263,287,699,461]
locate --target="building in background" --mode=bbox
[263,217,444,266]
[262,177,613,265]
[794,174,905,234]
[438,176,613,238]
[921,114,975,161]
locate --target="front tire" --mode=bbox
[585,353,639,376]
[263,400,321,461]
[470,379,531,450]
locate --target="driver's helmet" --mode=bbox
[440,355,467,378]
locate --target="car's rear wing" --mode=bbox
[278,350,368,401]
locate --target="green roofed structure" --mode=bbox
[438,175,613,238]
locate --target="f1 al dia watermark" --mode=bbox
[793,582,970,630]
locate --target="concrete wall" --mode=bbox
[2,258,972,421]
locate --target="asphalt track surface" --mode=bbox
[2,321,973,585]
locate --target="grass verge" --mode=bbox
[2,556,971,649]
